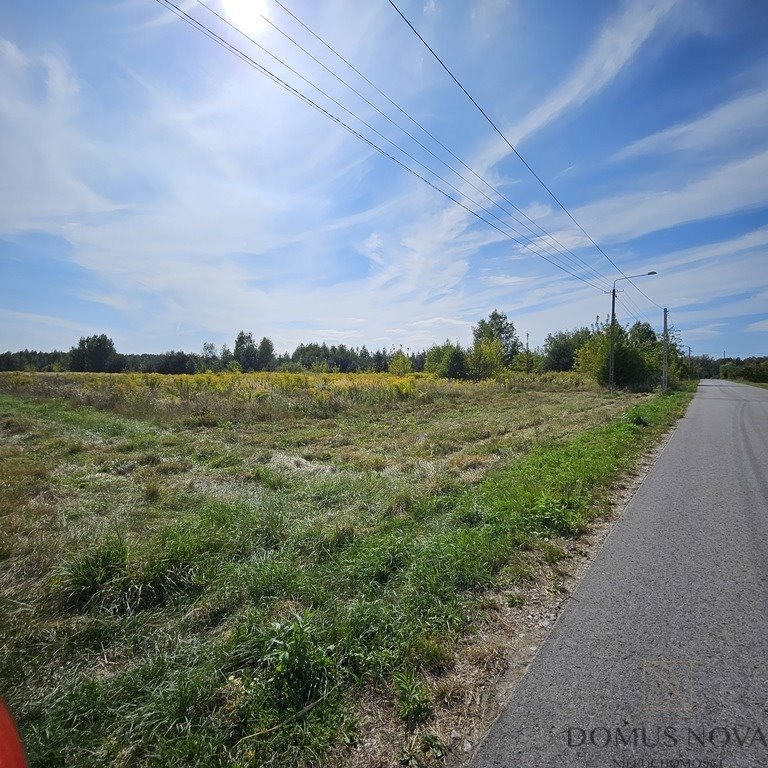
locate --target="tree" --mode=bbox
[509,348,545,373]
[200,342,220,372]
[425,341,468,379]
[410,350,426,373]
[628,321,658,347]
[444,345,468,379]
[358,345,373,372]
[388,350,412,376]
[467,338,504,381]
[157,350,194,374]
[575,325,656,390]
[233,331,258,372]
[69,334,117,372]
[687,354,718,379]
[220,344,234,370]
[371,349,389,373]
[472,309,521,365]
[255,337,276,372]
[542,327,592,372]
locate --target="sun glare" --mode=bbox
[221,0,270,39]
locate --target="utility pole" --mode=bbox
[609,286,617,394]
[608,272,656,394]
[662,307,669,392]
[525,332,532,373]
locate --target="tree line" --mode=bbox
[0,310,700,389]
[720,357,768,383]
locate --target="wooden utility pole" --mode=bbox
[662,307,669,392]
[525,333,532,373]
[609,286,618,393]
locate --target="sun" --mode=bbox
[221,0,270,39]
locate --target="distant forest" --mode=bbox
[1,310,762,384]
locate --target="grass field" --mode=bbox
[0,371,692,767]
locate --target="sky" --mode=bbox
[1,0,767,359]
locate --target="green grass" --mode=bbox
[0,374,691,767]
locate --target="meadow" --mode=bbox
[0,371,691,767]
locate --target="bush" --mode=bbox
[388,350,412,376]
[575,328,657,390]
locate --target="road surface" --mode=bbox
[470,380,768,768]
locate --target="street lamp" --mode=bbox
[608,271,657,393]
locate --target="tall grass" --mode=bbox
[0,375,690,767]
[0,370,592,424]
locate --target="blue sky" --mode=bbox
[1,0,767,358]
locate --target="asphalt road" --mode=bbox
[470,380,768,768]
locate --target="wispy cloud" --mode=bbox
[508,0,679,146]
[0,40,113,233]
[614,84,768,160]
[682,322,727,341]
[400,0,685,291]
[571,148,768,243]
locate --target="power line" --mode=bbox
[191,0,608,288]
[617,289,655,326]
[386,0,664,308]
[615,294,660,332]
[191,0,612,290]
[268,0,613,291]
[153,0,606,290]
[615,295,641,325]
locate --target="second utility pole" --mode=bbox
[662,307,669,392]
[609,286,617,394]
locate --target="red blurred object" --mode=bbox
[0,699,27,768]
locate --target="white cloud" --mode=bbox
[387,0,685,302]
[747,319,768,332]
[408,316,473,328]
[0,40,114,233]
[513,0,679,146]
[652,226,768,272]
[614,85,768,160]
[482,274,531,287]
[682,323,727,341]
[571,149,768,243]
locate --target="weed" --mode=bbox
[138,452,161,466]
[527,494,587,536]
[456,504,486,527]
[539,542,568,564]
[420,730,450,760]
[244,464,290,490]
[394,670,432,730]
